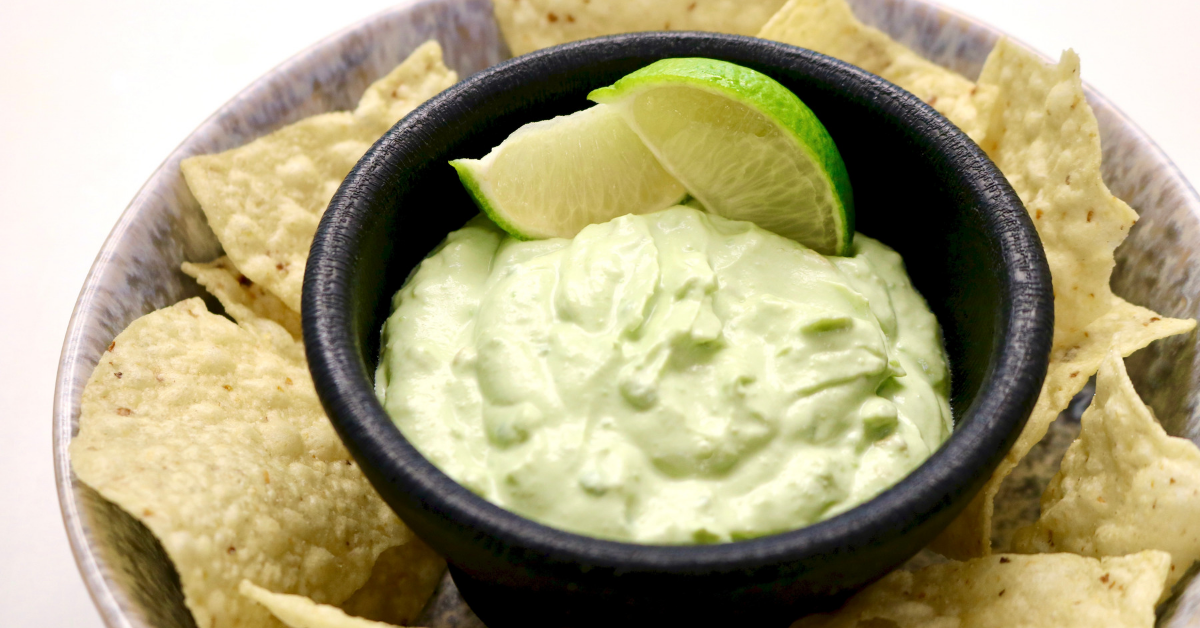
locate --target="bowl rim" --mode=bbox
[303,30,1053,571]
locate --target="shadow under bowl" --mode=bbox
[302,32,1052,628]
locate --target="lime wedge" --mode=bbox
[451,104,687,240]
[589,58,854,255]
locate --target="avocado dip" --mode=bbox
[376,206,950,544]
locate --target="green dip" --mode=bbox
[377,206,950,544]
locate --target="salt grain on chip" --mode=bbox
[181,41,457,312]
[70,299,421,628]
[1014,350,1200,587]
[493,0,789,56]
[792,551,1170,628]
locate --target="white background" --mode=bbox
[2,1,1197,626]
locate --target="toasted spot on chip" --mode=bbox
[758,0,995,141]
[1013,351,1200,587]
[181,41,457,312]
[69,298,422,628]
[792,551,1170,627]
[493,0,788,56]
[240,581,403,628]
[184,256,302,339]
[935,300,1195,558]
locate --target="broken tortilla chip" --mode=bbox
[69,298,420,628]
[181,41,457,312]
[180,258,307,366]
[1013,350,1200,587]
[241,581,404,628]
[493,0,789,57]
[183,256,302,339]
[757,0,995,141]
[792,551,1170,628]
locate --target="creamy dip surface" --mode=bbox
[377,206,950,544]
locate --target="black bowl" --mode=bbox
[303,32,1052,628]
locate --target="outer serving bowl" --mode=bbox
[303,31,1052,628]
[53,1,1200,627]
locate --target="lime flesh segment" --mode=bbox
[590,58,854,255]
[451,104,687,240]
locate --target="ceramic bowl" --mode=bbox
[302,31,1052,628]
[53,1,1200,627]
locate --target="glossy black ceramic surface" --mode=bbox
[303,32,1052,628]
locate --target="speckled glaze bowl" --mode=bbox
[53,1,1200,627]
[303,31,1051,628]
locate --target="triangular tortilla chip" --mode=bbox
[977,41,1140,349]
[182,41,457,311]
[70,299,423,628]
[1013,351,1200,587]
[935,299,1194,558]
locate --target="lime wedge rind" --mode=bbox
[451,158,534,240]
[589,58,854,256]
[449,104,687,241]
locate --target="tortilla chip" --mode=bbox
[757,0,995,141]
[182,41,457,312]
[793,551,1170,628]
[241,581,402,628]
[69,298,417,628]
[1013,351,1200,587]
[934,300,1195,558]
[179,261,445,621]
[494,0,789,57]
[339,540,445,625]
[928,38,1197,559]
[352,43,459,125]
[183,256,302,339]
[179,256,307,365]
[977,40,1140,349]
